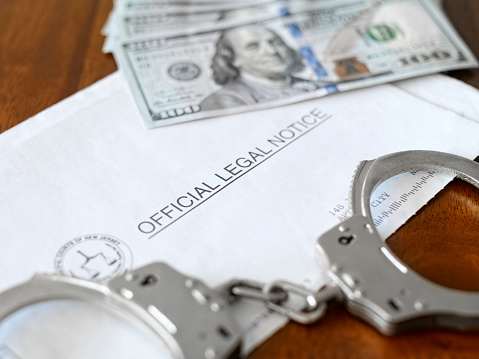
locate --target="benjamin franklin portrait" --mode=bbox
[199,25,322,111]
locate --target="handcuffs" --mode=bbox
[1,150,479,358]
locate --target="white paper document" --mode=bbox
[395,74,479,123]
[1,73,479,357]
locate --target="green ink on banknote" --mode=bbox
[367,25,397,42]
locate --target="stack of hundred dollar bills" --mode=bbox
[103,0,475,129]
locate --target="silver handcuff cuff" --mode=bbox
[1,150,479,358]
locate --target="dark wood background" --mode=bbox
[1,0,479,357]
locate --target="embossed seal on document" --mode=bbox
[55,234,133,282]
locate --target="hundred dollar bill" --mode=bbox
[114,0,339,39]
[118,0,440,14]
[113,4,276,40]
[117,0,270,13]
[113,0,477,129]
[103,0,296,52]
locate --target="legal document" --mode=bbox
[0,72,479,356]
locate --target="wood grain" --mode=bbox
[250,178,479,359]
[0,0,479,357]
[0,0,116,133]
[443,0,479,89]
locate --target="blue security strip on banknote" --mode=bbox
[111,0,478,128]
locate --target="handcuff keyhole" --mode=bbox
[217,326,231,338]
[338,235,355,245]
[140,274,158,287]
[387,298,401,312]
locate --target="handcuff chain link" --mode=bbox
[225,279,336,324]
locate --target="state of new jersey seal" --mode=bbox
[55,234,133,282]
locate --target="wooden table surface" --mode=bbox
[1,0,479,357]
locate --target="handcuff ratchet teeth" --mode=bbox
[1,150,479,358]
[316,150,479,335]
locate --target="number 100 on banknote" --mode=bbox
[114,0,477,128]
